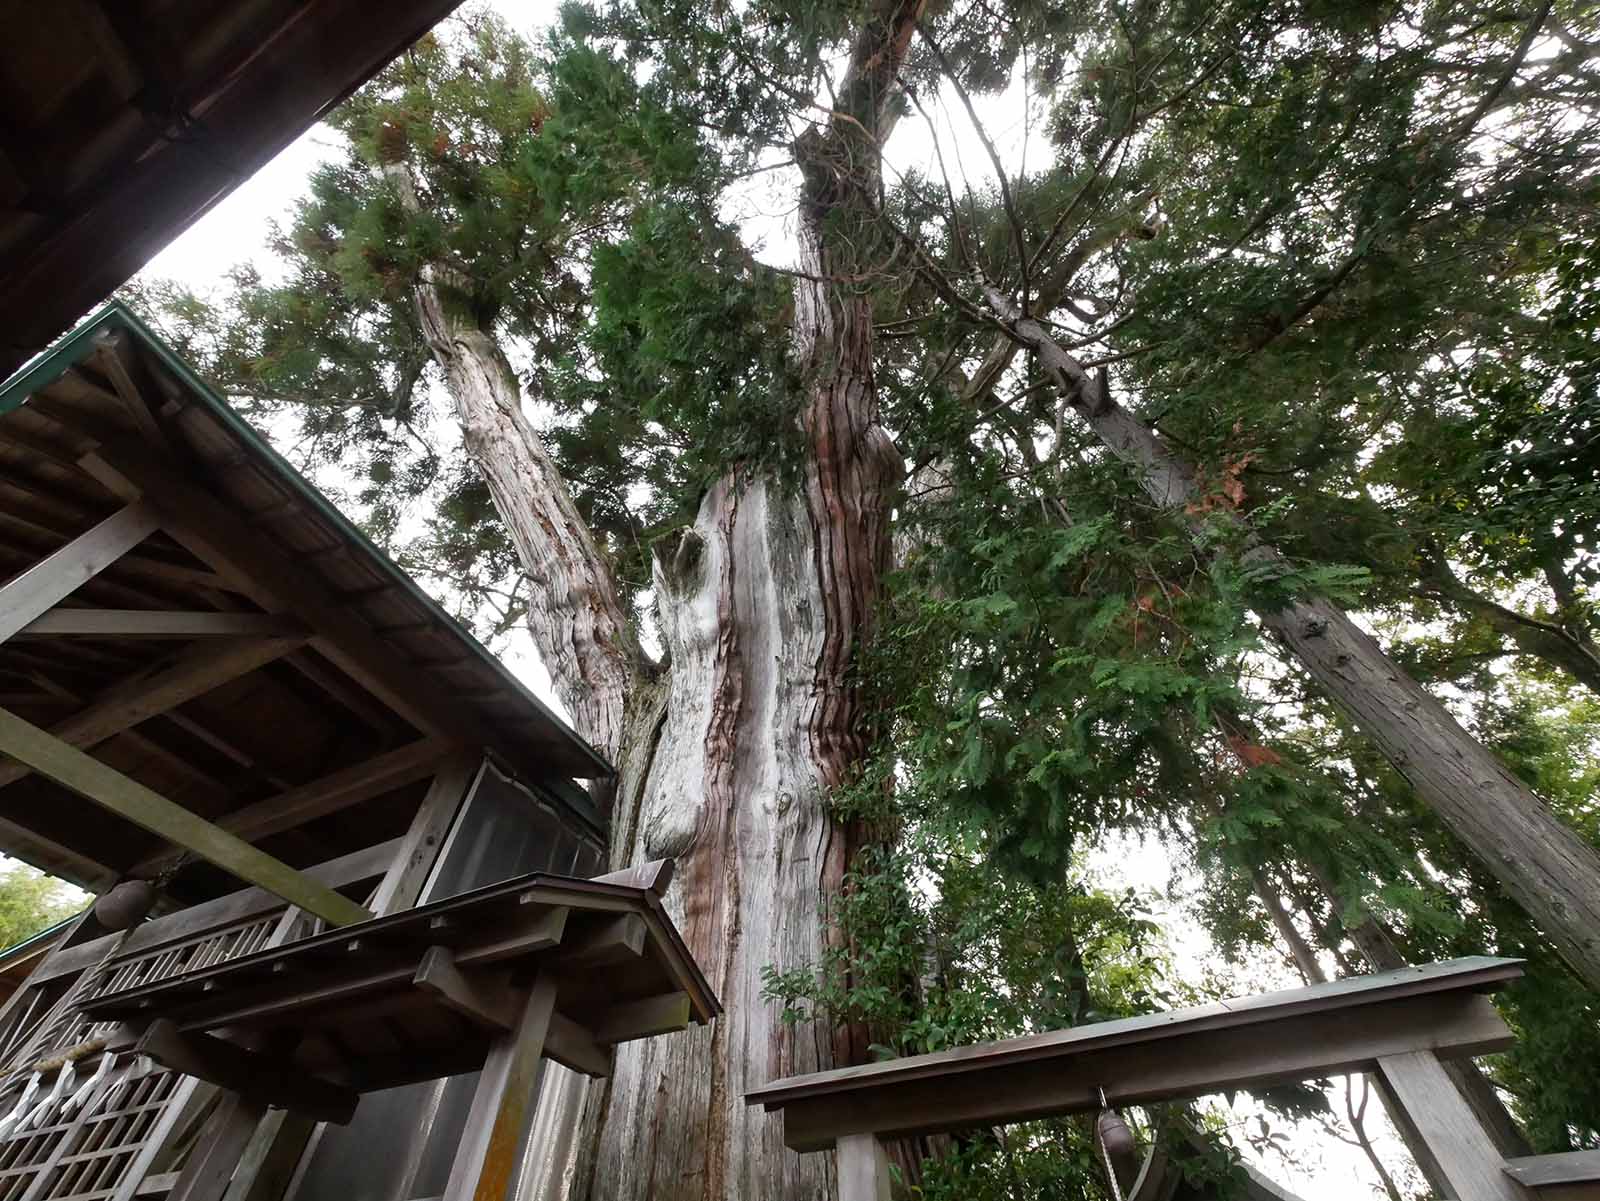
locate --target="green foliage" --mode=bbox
[0,863,81,951]
[127,0,1600,1182]
[131,10,803,629]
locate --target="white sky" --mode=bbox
[130,3,1430,1195]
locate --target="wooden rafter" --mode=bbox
[0,705,372,926]
[0,502,159,643]
[132,738,460,875]
[15,609,305,638]
[0,635,307,791]
[80,444,488,744]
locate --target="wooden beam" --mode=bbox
[135,1020,358,1125]
[0,706,372,926]
[593,992,691,1045]
[836,1135,893,1201]
[0,637,307,791]
[589,859,675,896]
[759,989,1514,1152]
[413,947,521,1031]
[544,1011,612,1078]
[80,445,486,743]
[0,502,160,644]
[368,752,482,913]
[89,336,171,452]
[134,738,458,876]
[33,838,402,985]
[1375,1051,1525,1201]
[442,974,557,1201]
[16,610,305,638]
[1503,1150,1600,1189]
[558,914,646,969]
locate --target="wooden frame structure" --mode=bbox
[0,303,609,906]
[749,958,1592,1201]
[0,309,724,1201]
[68,864,718,1201]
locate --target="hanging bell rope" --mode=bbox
[1094,1086,1139,1201]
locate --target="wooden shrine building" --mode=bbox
[0,304,719,1201]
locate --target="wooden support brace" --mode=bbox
[368,751,481,914]
[0,705,372,927]
[593,992,691,1045]
[836,1134,894,1201]
[442,974,558,1201]
[544,1012,612,1078]
[135,1020,358,1125]
[413,947,521,1031]
[557,913,646,969]
[1374,1050,1526,1201]
[0,502,160,644]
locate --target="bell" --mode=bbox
[94,880,156,931]
[1096,1107,1139,1186]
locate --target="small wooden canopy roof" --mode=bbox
[0,303,610,897]
[79,866,720,1120]
[0,0,462,378]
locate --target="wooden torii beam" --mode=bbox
[748,958,1529,1201]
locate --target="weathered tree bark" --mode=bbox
[988,289,1600,995]
[386,4,918,1195]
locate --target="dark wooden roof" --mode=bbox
[0,304,610,895]
[0,0,462,379]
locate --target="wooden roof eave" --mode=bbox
[0,303,614,791]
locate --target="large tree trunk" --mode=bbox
[391,3,916,1195]
[989,290,1600,995]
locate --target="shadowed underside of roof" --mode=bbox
[0,303,610,898]
[0,0,463,379]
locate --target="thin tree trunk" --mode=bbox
[1299,860,1532,1160]
[988,289,1600,995]
[1419,555,1600,697]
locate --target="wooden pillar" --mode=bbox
[1375,1051,1525,1201]
[167,1095,270,1201]
[443,973,558,1201]
[836,1134,893,1201]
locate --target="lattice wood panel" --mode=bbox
[0,904,316,1201]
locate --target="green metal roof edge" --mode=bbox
[0,911,80,968]
[0,302,614,796]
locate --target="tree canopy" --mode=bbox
[131,0,1600,1192]
[0,862,80,952]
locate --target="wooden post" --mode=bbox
[369,752,483,914]
[442,973,558,1201]
[1374,1051,1525,1201]
[836,1134,893,1201]
[166,1095,269,1201]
